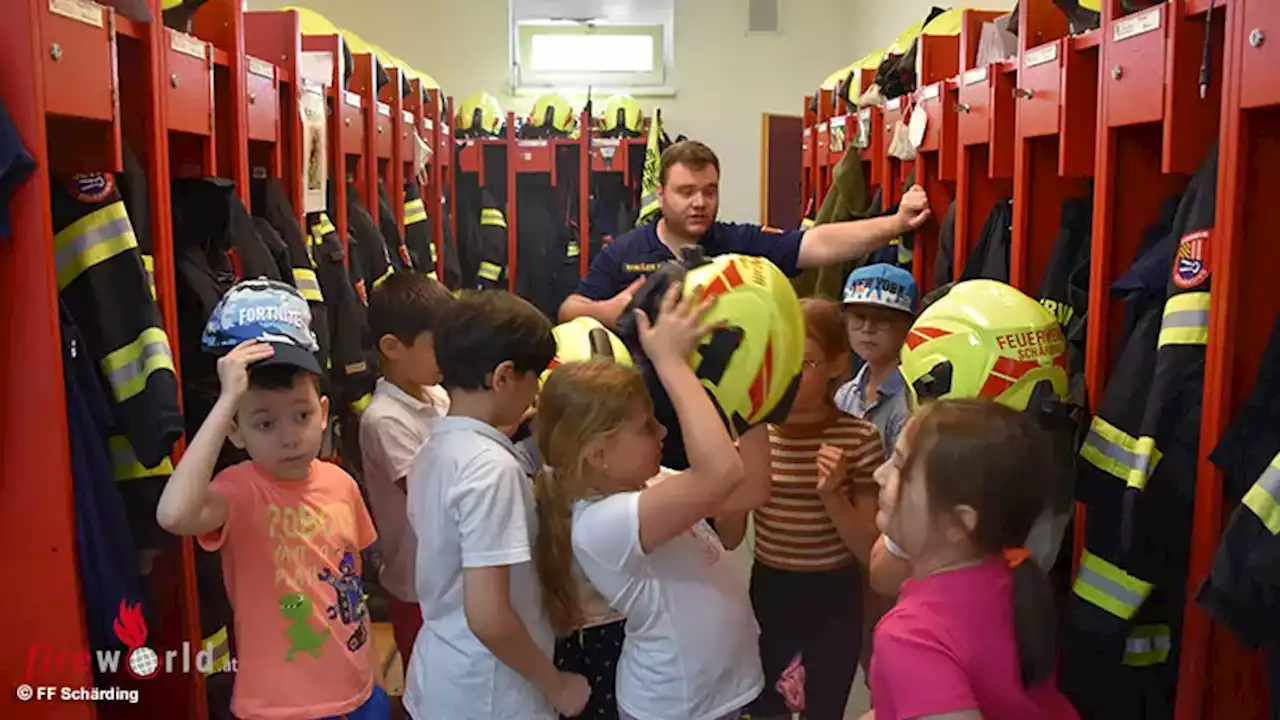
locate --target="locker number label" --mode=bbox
[169,31,207,61]
[1025,44,1058,68]
[248,57,275,80]
[1114,7,1161,43]
[49,0,103,28]
[962,67,988,86]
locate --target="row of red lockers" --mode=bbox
[796,1,1279,719]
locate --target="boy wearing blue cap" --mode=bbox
[156,279,388,720]
[834,264,918,457]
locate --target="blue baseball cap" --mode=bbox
[841,264,918,316]
[202,278,321,374]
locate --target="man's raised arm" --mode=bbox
[796,185,931,270]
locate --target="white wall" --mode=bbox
[246,1,1015,221]
[249,0,862,222]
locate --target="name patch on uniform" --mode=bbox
[69,173,114,203]
[623,262,663,273]
[1173,230,1210,289]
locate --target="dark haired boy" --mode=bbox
[359,272,453,667]
[156,280,387,720]
[402,291,589,719]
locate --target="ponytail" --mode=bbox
[533,468,582,636]
[1009,555,1056,688]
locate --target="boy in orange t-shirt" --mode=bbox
[156,280,387,720]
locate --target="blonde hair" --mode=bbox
[533,360,652,635]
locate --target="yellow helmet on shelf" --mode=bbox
[283,6,339,36]
[456,92,504,138]
[525,93,578,138]
[900,279,1069,412]
[541,317,632,386]
[599,94,643,137]
[339,28,371,55]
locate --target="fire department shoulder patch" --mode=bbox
[1172,229,1210,289]
[69,173,115,204]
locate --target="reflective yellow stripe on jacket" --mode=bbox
[1122,624,1171,667]
[201,626,232,675]
[292,268,324,303]
[477,261,502,282]
[350,393,372,415]
[1073,550,1153,620]
[141,254,157,300]
[101,327,176,404]
[1158,292,1210,348]
[54,201,138,290]
[109,435,173,481]
[307,214,336,268]
[1079,416,1162,490]
[1243,452,1280,535]
[480,208,507,228]
[404,198,428,226]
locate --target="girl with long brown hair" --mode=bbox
[866,399,1077,720]
[534,284,773,720]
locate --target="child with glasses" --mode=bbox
[834,264,918,457]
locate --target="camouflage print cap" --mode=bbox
[201,278,321,374]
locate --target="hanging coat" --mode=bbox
[1062,145,1218,720]
[1036,196,1093,406]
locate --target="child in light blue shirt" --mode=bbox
[833,264,917,456]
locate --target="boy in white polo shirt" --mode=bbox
[360,272,454,666]
[404,290,589,719]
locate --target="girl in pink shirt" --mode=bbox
[867,399,1079,720]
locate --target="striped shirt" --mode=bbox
[755,413,885,572]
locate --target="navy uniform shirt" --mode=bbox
[574,220,806,301]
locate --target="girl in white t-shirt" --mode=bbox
[533,285,773,720]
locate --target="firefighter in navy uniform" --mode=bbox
[563,139,931,468]
[454,92,511,290]
[1061,145,1219,719]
